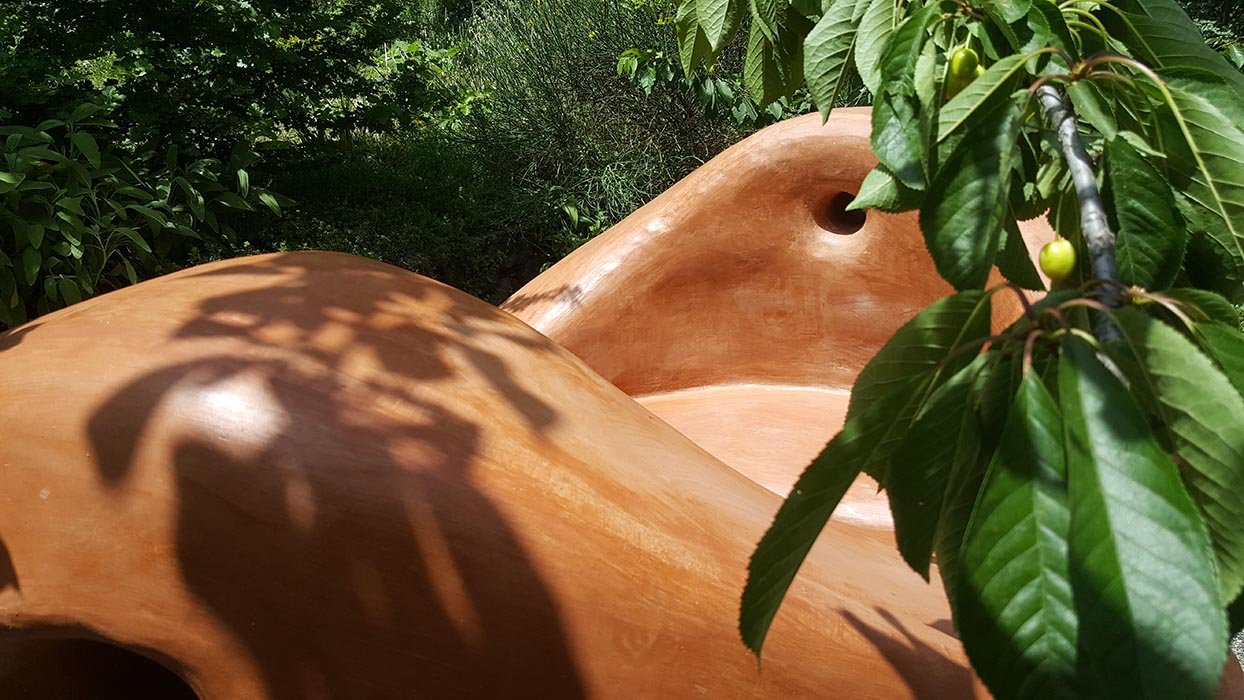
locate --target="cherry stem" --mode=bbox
[1068,328,1101,348]
[938,332,1029,375]
[1139,291,1200,330]
[1041,306,1071,330]
[1022,329,1043,376]
[1059,298,1115,317]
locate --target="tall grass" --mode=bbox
[452,0,739,227]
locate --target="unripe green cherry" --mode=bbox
[949,47,980,81]
[945,47,981,98]
[1039,238,1077,281]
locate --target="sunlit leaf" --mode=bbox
[920,91,1028,290]
[803,0,859,119]
[1159,72,1244,299]
[1162,288,1239,327]
[992,0,1032,24]
[1067,81,1119,141]
[958,371,1077,700]
[872,91,925,189]
[853,0,895,94]
[1112,309,1244,603]
[1059,338,1227,699]
[696,0,745,50]
[749,0,788,42]
[849,164,921,212]
[847,290,994,450]
[258,191,283,216]
[870,2,939,189]
[739,405,876,655]
[936,54,1028,143]
[1197,322,1244,400]
[1110,0,1244,92]
[236,168,250,198]
[744,16,809,104]
[889,355,991,578]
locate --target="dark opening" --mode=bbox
[822,191,867,235]
[0,637,199,700]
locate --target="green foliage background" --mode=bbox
[0,0,1240,318]
[241,0,751,301]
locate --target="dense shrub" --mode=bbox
[0,1,456,327]
[0,0,435,153]
[0,107,277,326]
[405,0,479,34]
[235,130,557,301]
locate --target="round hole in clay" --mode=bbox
[822,191,867,235]
[0,636,200,699]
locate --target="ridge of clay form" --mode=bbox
[0,109,1240,699]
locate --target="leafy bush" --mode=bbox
[617,46,824,128]
[1,0,431,153]
[0,1,473,326]
[0,106,278,326]
[234,130,560,301]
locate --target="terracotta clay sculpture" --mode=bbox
[0,109,1240,699]
[503,108,1050,505]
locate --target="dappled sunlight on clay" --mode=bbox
[0,253,590,698]
[0,248,987,699]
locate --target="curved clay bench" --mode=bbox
[504,108,1047,520]
[0,110,1239,699]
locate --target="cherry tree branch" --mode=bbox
[1035,84,1122,342]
